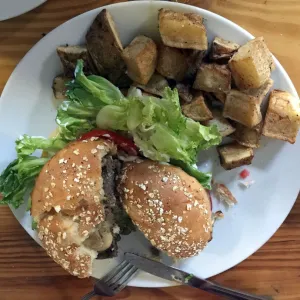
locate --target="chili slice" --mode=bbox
[79,129,138,156]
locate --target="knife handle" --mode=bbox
[195,280,272,300]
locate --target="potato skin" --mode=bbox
[86,9,126,84]
[123,36,158,85]
[217,142,254,170]
[156,44,188,81]
[193,63,231,93]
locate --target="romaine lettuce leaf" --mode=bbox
[0,157,49,208]
[16,134,67,158]
[96,87,222,164]
[57,59,124,140]
[170,159,212,190]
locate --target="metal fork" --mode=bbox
[81,260,139,299]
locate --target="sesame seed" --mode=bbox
[51,182,56,188]
[73,149,80,155]
[90,137,98,141]
[139,184,146,190]
[54,205,61,213]
[74,178,80,183]
[186,204,192,211]
[91,149,97,154]
[149,193,154,198]
[178,216,183,223]
[162,177,168,182]
[48,216,53,221]
[72,163,76,167]
[173,186,178,191]
[96,145,104,150]
[62,232,67,239]
[66,195,71,201]
[44,187,49,192]
[83,156,88,161]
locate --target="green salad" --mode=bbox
[0,60,221,209]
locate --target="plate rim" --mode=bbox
[1,0,299,288]
[0,0,47,21]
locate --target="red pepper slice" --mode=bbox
[239,169,250,179]
[79,129,138,156]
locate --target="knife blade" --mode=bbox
[124,252,272,300]
[124,252,197,285]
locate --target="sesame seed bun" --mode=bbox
[119,160,212,258]
[31,139,117,278]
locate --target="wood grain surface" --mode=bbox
[0,0,300,299]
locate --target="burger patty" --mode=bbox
[102,155,121,208]
[94,155,134,259]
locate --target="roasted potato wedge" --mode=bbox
[193,63,231,93]
[232,122,263,148]
[133,73,168,97]
[183,49,206,80]
[181,92,213,122]
[156,44,188,81]
[52,76,71,99]
[217,142,254,170]
[202,109,236,137]
[262,90,300,144]
[56,45,96,76]
[158,9,208,50]
[210,37,240,61]
[244,78,273,105]
[213,92,227,104]
[223,89,262,128]
[86,9,126,84]
[176,83,193,103]
[122,35,158,85]
[229,37,275,90]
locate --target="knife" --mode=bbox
[125,253,272,300]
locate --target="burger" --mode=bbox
[119,160,212,258]
[30,138,133,278]
[30,138,212,278]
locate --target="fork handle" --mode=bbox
[196,280,272,300]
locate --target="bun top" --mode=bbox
[31,138,116,278]
[119,160,212,258]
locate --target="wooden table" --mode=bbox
[0,0,300,299]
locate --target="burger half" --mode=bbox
[31,138,133,278]
[119,160,213,258]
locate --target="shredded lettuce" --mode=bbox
[96,87,221,164]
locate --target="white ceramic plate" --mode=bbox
[0,1,299,288]
[0,0,46,21]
